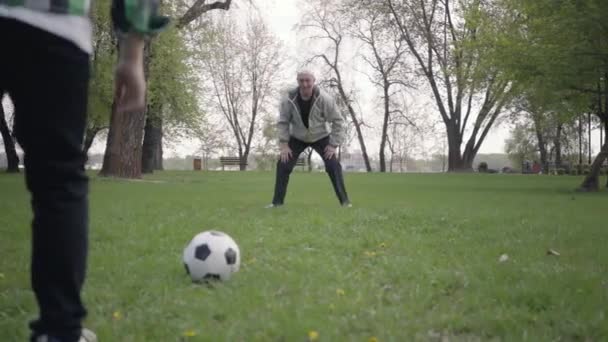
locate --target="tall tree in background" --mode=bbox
[142,19,199,173]
[492,0,607,190]
[101,0,234,178]
[299,0,373,172]
[199,12,285,170]
[347,3,410,172]
[140,0,235,173]
[384,0,514,171]
[86,0,115,157]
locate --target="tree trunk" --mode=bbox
[588,112,592,164]
[100,41,152,178]
[239,153,247,171]
[352,112,373,172]
[336,84,372,172]
[462,143,476,171]
[578,115,583,169]
[0,104,19,173]
[446,124,466,171]
[534,121,548,173]
[99,101,146,178]
[142,108,163,173]
[82,126,104,159]
[379,85,390,173]
[307,148,313,172]
[578,138,608,192]
[554,123,563,167]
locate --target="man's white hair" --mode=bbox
[296,69,316,79]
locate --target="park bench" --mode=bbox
[219,156,307,170]
[219,156,247,170]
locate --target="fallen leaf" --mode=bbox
[498,254,509,263]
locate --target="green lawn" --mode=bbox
[1,171,607,341]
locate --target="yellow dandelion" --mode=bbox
[369,337,379,342]
[379,242,386,248]
[364,251,377,257]
[308,330,319,341]
[112,311,122,320]
[183,330,197,337]
[336,288,345,296]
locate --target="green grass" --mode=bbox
[1,171,607,341]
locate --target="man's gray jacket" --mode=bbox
[277,86,345,147]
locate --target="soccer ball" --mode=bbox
[183,230,241,282]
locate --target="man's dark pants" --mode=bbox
[272,136,350,205]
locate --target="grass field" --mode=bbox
[1,171,607,341]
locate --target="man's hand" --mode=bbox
[114,34,146,113]
[324,145,337,160]
[280,143,292,163]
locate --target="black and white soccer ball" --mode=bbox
[183,230,241,282]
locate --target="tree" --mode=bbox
[504,123,537,170]
[253,115,280,171]
[199,11,285,170]
[386,103,422,172]
[299,0,373,172]
[0,95,19,173]
[196,117,228,170]
[101,0,234,178]
[86,0,115,157]
[347,3,410,172]
[142,21,200,173]
[384,0,514,171]
[140,0,235,173]
[492,0,608,190]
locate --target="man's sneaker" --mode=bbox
[34,328,97,342]
[264,203,283,209]
[341,202,353,208]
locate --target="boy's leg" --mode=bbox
[2,19,91,341]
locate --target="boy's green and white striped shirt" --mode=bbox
[0,0,168,53]
[0,0,168,34]
[0,0,91,16]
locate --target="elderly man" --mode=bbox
[267,70,351,208]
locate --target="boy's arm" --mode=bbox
[111,0,169,112]
[111,0,170,36]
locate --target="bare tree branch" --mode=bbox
[177,0,233,29]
